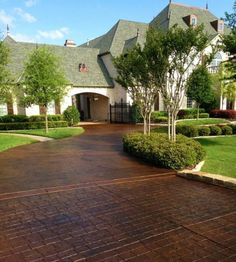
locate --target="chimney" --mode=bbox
[64,39,76,47]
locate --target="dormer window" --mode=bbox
[191,16,197,26]
[183,14,197,27]
[211,20,224,34]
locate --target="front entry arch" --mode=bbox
[72,93,109,121]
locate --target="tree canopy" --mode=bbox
[22,47,67,132]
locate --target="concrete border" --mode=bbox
[0,133,53,142]
[177,170,236,190]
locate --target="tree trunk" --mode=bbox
[168,110,171,141]
[143,116,147,135]
[197,103,200,120]
[148,112,152,136]
[45,107,49,134]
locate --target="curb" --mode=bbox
[177,170,236,190]
[0,133,53,142]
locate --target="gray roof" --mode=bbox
[80,19,149,57]
[150,2,231,35]
[4,35,113,88]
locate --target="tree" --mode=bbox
[0,40,11,104]
[186,65,213,118]
[22,47,67,133]
[114,44,159,135]
[147,25,208,141]
[224,1,236,29]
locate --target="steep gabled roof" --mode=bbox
[4,37,113,88]
[81,19,149,57]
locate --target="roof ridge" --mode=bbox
[170,2,209,12]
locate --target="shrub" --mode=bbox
[176,125,199,137]
[210,110,236,120]
[29,114,64,122]
[210,126,222,136]
[0,115,29,123]
[151,111,167,122]
[229,124,236,134]
[0,121,68,130]
[177,108,205,119]
[221,125,233,135]
[123,133,205,170]
[199,113,209,118]
[154,116,168,123]
[198,126,211,136]
[63,106,80,126]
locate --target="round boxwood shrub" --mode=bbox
[210,126,222,136]
[123,133,206,170]
[176,125,199,137]
[198,126,211,136]
[63,105,80,126]
[199,113,209,119]
[221,125,233,135]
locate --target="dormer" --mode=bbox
[211,20,224,34]
[183,14,198,27]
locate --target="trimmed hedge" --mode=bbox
[0,115,29,123]
[210,126,222,136]
[221,125,233,135]
[177,108,205,119]
[198,126,211,136]
[0,121,68,130]
[210,110,236,120]
[29,114,64,122]
[176,125,199,137]
[123,133,206,170]
[199,113,209,118]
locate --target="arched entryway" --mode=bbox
[72,93,109,121]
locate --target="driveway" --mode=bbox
[0,124,236,261]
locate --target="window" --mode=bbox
[208,52,222,73]
[187,97,193,108]
[191,17,197,26]
[219,22,224,32]
[0,104,7,116]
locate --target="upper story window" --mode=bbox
[79,63,88,73]
[218,22,224,32]
[191,16,197,26]
[208,52,222,73]
[211,20,224,34]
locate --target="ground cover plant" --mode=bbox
[5,127,84,139]
[0,134,36,152]
[177,118,230,126]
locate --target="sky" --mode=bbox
[0,0,235,46]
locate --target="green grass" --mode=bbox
[177,118,230,126]
[196,136,236,179]
[0,134,36,152]
[6,127,84,139]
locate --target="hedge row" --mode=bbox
[0,114,64,123]
[0,121,68,130]
[210,110,236,120]
[176,124,236,137]
[177,108,206,119]
[123,133,205,170]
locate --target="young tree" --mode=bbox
[224,1,236,29]
[114,44,159,135]
[22,47,67,133]
[0,40,11,104]
[147,25,208,141]
[186,65,213,118]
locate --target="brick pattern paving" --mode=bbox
[0,175,236,261]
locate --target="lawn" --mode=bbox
[0,134,36,152]
[6,127,84,139]
[196,136,236,179]
[177,118,230,126]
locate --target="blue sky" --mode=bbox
[0,0,234,46]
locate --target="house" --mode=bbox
[1,2,232,121]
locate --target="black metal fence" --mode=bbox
[110,102,131,123]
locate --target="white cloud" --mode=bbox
[14,8,37,23]
[25,0,38,7]
[11,33,38,43]
[0,9,14,26]
[38,27,69,40]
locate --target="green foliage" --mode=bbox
[224,1,236,29]
[187,65,214,117]
[229,124,236,134]
[221,125,233,135]
[0,115,28,123]
[0,41,11,103]
[123,133,205,170]
[210,126,222,136]
[178,108,205,119]
[63,105,80,126]
[22,47,67,132]
[199,113,210,118]
[29,114,63,122]
[176,125,199,137]
[198,126,211,136]
[0,121,68,130]
[129,104,142,123]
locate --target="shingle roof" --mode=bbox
[81,20,149,57]
[4,36,113,88]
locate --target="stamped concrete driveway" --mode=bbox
[0,124,236,261]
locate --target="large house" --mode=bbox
[1,2,232,121]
